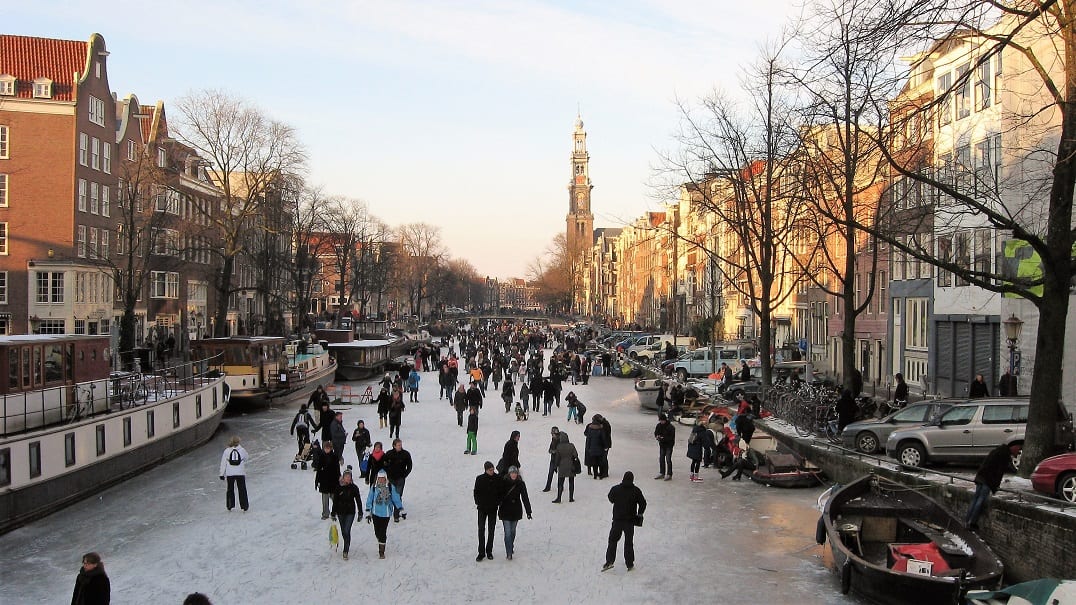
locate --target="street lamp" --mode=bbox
[1002,313,1024,395]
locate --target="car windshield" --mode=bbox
[891,406,930,423]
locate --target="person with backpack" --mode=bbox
[289,404,315,457]
[314,441,341,519]
[330,469,363,560]
[218,436,249,512]
[407,368,421,402]
[352,420,372,479]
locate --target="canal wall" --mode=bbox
[760,421,1076,583]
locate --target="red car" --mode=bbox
[1030,452,1076,503]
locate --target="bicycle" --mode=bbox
[68,383,97,422]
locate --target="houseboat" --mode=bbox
[327,339,394,381]
[190,336,336,408]
[0,335,227,534]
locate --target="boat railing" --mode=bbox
[1,353,225,437]
[803,439,1075,513]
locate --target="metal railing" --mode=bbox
[1,353,223,437]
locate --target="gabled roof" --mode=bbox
[0,34,89,101]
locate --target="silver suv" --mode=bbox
[885,398,1073,467]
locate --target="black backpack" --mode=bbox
[228,448,242,466]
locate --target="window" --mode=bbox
[153,229,178,256]
[78,179,87,211]
[101,185,109,217]
[96,424,106,456]
[100,230,109,259]
[956,64,971,119]
[954,232,970,286]
[65,433,76,467]
[146,410,155,438]
[123,417,132,447]
[936,235,952,287]
[974,229,992,275]
[196,394,202,418]
[77,225,87,257]
[36,271,64,303]
[173,402,181,428]
[0,125,8,158]
[102,143,111,174]
[88,95,106,126]
[0,271,6,303]
[91,137,100,170]
[0,75,14,96]
[90,182,99,214]
[993,134,1002,188]
[151,271,179,298]
[36,319,65,334]
[127,140,136,160]
[879,271,887,313]
[74,319,86,335]
[100,318,110,335]
[0,448,8,487]
[157,148,167,168]
[32,79,52,99]
[937,72,953,126]
[977,59,992,110]
[905,297,929,349]
[29,441,41,478]
[51,272,64,303]
[213,386,218,410]
[994,53,1003,105]
[79,133,88,166]
[0,222,7,255]
[0,173,6,207]
[89,228,98,259]
[954,145,972,193]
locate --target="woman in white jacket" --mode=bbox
[219,436,250,511]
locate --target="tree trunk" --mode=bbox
[214,255,235,337]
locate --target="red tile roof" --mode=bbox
[0,34,88,102]
[139,104,157,143]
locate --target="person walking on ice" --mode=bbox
[474,460,502,561]
[218,436,249,511]
[465,405,479,455]
[365,469,405,559]
[602,471,646,572]
[331,469,363,560]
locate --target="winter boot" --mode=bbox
[378,543,386,559]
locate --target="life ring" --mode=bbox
[840,559,853,595]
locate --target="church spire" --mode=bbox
[566,114,594,255]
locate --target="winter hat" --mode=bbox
[484,461,495,470]
[377,469,388,478]
[659,413,668,421]
[507,466,519,474]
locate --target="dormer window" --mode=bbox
[0,75,14,96]
[32,78,52,99]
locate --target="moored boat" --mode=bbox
[0,335,227,534]
[191,336,335,408]
[822,474,1004,604]
[327,339,393,381]
[750,450,825,488]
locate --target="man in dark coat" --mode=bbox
[71,552,110,605]
[467,381,484,410]
[969,373,990,398]
[965,442,1021,530]
[836,388,857,433]
[315,401,335,441]
[602,471,647,572]
[314,442,341,519]
[474,461,502,561]
[497,430,521,475]
[598,414,612,479]
[329,411,347,460]
[654,414,675,480]
[382,438,413,521]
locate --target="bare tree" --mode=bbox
[172,89,305,337]
[396,223,445,318]
[527,233,582,314]
[285,183,332,334]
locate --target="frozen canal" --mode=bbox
[0,355,866,604]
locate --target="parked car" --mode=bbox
[1030,452,1076,503]
[626,335,697,360]
[636,342,689,363]
[670,344,756,381]
[885,398,1074,468]
[721,360,819,401]
[841,401,956,454]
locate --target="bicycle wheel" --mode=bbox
[794,400,813,437]
[134,382,148,403]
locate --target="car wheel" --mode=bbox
[729,389,744,401]
[629,351,638,360]
[855,432,879,454]
[677,369,688,382]
[1058,472,1076,503]
[897,442,926,467]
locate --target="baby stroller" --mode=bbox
[515,401,529,421]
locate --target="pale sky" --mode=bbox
[11,0,799,279]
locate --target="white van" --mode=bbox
[628,335,698,361]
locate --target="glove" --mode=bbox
[366,515,372,523]
[400,512,407,520]
[219,476,225,481]
[526,513,532,520]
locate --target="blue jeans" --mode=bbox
[965,482,992,527]
[567,407,577,422]
[502,519,519,555]
[337,513,355,553]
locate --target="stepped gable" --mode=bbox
[0,34,88,101]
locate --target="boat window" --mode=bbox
[44,344,63,384]
[719,350,738,360]
[893,406,929,423]
[939,406,976,426]
[65,344,74,381]
[64,433,76,467]
[173,402,180,428]
[28,441,41,478]
[0,448,9,487]
[96,425,106,456]
[195,395,202,418]
[21,347,30,389]
[32,347,42,386]
[8,349,18,390]
[146,410,155,437]
[123,418,132,447]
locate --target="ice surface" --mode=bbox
[0,346,864,604]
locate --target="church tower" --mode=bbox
[566,114,594,255]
